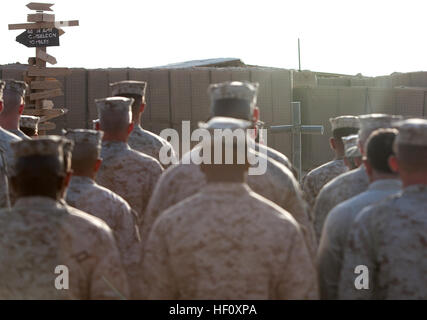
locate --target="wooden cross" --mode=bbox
[270,102,324,181]
[8,2,79,133]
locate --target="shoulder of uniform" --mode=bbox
[321,167,359,193]
[265,156,296,183]
[248,190,301,229]
[93,183,131,209]
[307,159,344,177]
[66,205,113,235]
[153,192,204,229]
[127,148,162,166]
[0,127,22,143]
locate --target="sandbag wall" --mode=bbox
[294,86,427,171]
[0,65,293,159]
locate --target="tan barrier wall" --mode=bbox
[294,86,427,171]
[0,65,293,159]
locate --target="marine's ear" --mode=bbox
[127,122,134,135]
[94,158,102,173]
[388,155,399,173]
[329,137,337,151]
[18,103,25,115]
[140,102,146,114]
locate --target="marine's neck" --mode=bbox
[102,132,128,143]
[0,116,19,131]
[204,168,247,183]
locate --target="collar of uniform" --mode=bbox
[133,124,144,132]
[102,141,129,150]
[14,196,62,210]
[202,182,252,195]
[368,179,402,192]
[402,184,427,195]
[70,175,95,186]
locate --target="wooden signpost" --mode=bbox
[8,2,79,132]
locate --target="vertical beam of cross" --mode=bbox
[270,102,324,181]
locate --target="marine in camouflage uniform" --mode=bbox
[143,82,315,257]
[313,114,402,241]
[110,80,177,167]
[0,128,21,209]
[302,116,360,211]
[19,115,40,138]
[0,137,129,299]
[339,119,427,299]
[0,80,31,140]
[317,129,401,300]
[64,129,143,299]
[342,134,363,170]
[0,80,18,209]
[95,97,163,225]
[142,118,318,299]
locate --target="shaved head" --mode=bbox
[1,89,23,116]
[99,108,132,134]
[71,143,100,173]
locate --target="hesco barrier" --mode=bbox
[2,64,427,170]
[0,65,293,160]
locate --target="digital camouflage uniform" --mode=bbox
[144,81,314,256]
[313,114,401,241]
[0,127,21,209]
[0,137,129,299]
[0,197,129,299]
[143,182,318,300]
[97,141,163,223]
[9,129,30,140]
[143,147,316,258]
[317,179,401,299]
[94,98,163,222]
[302,159,348,211]
[19,115,39,137]
[339,119,427,300]
[302,116,360,211]
[255,142,293,171]
[128,124,177,167]
[338,184,427,299]
[313,166,369,241]
[110,80,177,167]
[66,176,143,298]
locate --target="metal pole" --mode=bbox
[298,38,301,72]
[292,102,302,181]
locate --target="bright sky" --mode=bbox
[1,0,426,76]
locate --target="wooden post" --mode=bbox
[9,2,78,133]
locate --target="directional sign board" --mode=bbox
[16,28,59,47]
[26,2,54,11]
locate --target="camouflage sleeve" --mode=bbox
[317,208,347,300]
[338,209,376,300]
[302,174,316,212]
[114,203,144,299]
[141,168,175,246]
[277,228,319,300]
[89,228,130,300]
[141,217,178,300]
[0,150,10,209]
[281,179,317,258]
[313,188,334,242]
[0,174,10,209]
[141,161,163,218]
